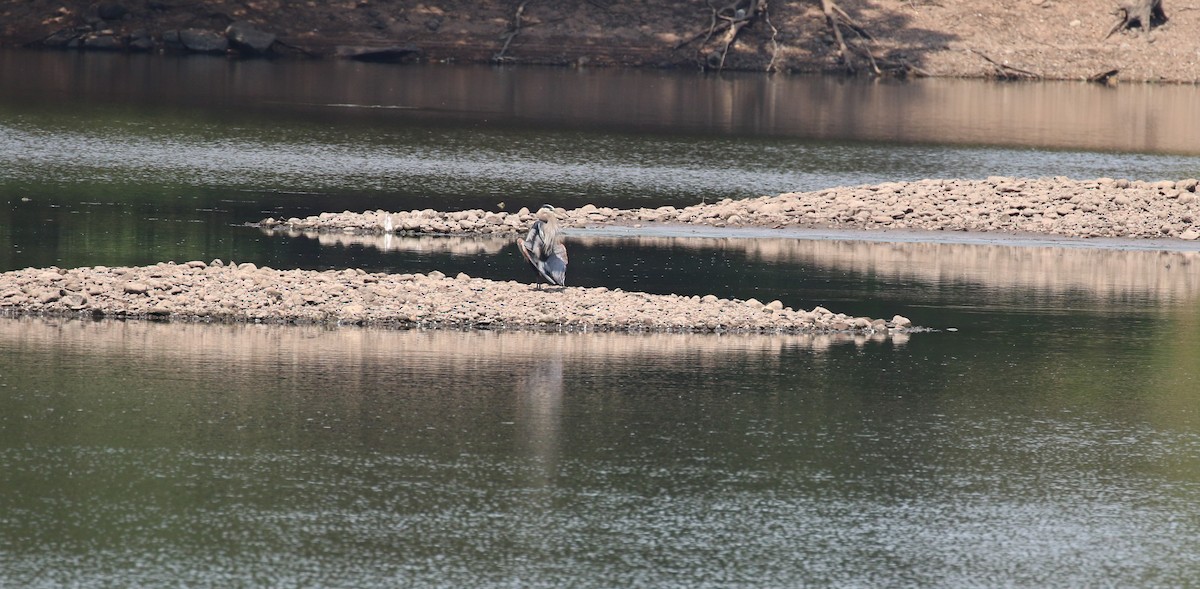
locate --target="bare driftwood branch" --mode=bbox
[674,2,724,50]
[273,38,321,58]
[764,0,780,73]
[820,0,853,70]
[1088,68,1120,84]
[715,0,761,70]
[969,48,1041,79]
[831,3,875,41]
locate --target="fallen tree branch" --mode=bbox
[831,3,875,41]
[820,0,853,71]
[715,0,761,70]
[493,0,530,63]
[700,2,722,47]
[273,38,321,58]
[674,2,724,50]
[764,0,780,73]
[969,48,1041,80]
[1087,68,1120,84]
[821,0,884,74]
[675,0,768,71]
[842,13,881,74]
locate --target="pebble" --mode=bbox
[123,282,150,294]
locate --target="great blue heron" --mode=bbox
[516,204,568,289]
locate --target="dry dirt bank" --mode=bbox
[261,176,1200,242]
[0,261,914,334]
[2,0,1199,82]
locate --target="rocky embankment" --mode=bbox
[260,177,1200,241]
[0,261,913,335]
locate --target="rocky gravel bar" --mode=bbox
[0,261,913,334]
[260,177,1200,241]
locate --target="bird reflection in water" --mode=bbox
[517,352,564,487]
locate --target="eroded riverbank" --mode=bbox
[0,261,912,335]
[261,177,1200,242]
[5,0,1200,82]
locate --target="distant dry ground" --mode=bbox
[2,0,1199,82]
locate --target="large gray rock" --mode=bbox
[123,282,150,295]
[179,28,228,54]
[225,21,275,55]
[61,293,88,310]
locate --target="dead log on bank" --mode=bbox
[1087,68,1120,85]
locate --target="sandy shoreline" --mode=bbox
[261,177,1200,244]
[0,261,913,335]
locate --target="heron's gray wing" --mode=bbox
[543,244,568,286]
[523,221,548,258]
[519,238,555,284]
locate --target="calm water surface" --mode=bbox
[2,51,1200,587]
[3,51,1200,271]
